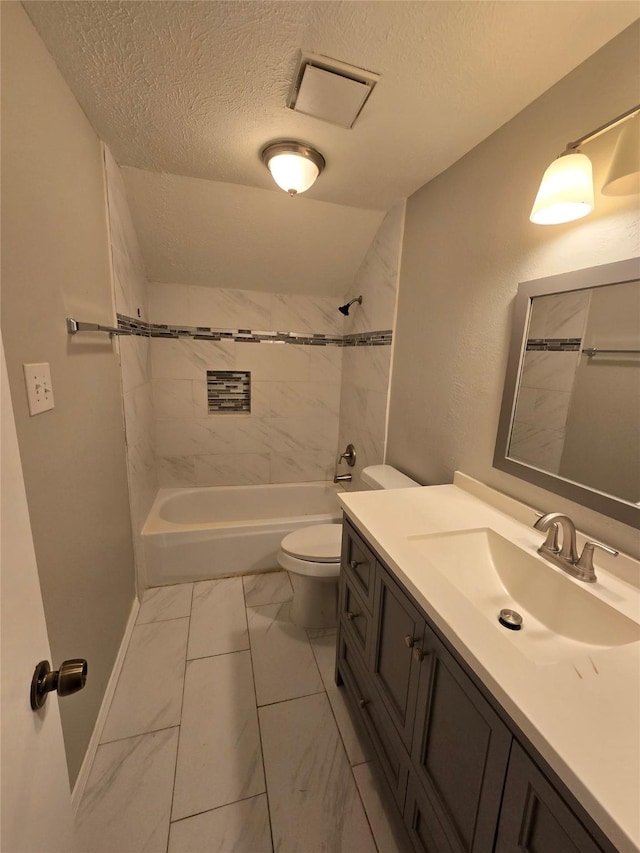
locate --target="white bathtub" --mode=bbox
[142,481,342,587]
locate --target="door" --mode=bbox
[1,338,76,852]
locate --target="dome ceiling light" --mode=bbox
[261,141,326,196]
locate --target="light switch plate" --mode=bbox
[23,363,54,415]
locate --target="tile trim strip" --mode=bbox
[526,338,582,352]
[117,315,392,347]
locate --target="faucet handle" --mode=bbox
[574,541,619,583]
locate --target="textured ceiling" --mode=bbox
[21,1,639,295]
[121,167,384,295]
[22,1,638,211]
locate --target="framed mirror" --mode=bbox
[494,257,640,528]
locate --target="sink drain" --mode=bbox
[498,609,523,631]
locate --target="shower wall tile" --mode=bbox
[237,341,309,381]
[308,345,343,383]
[527,290,590,340]
[105,147,148,322]
[271,293,344,336]
[270,451,336,484]
[157,456,197,488]
[146,284,359,488]
[189,286,272,329]
[105,148,157,593]
[153,379,203,419]
[194,452,270,486]
[151,338,236,380]
[148,282,192,326]
[520,350,581,393]
[343,203,404,337]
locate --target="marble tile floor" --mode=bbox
[75,571,405,853]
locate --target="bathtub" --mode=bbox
[142,481,342,587]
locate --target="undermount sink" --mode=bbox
[407,528,640,665]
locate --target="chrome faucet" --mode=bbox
[533,512,618,583]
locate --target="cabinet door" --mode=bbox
[495,742,607,853]
[371,565,425,751]
[410,621,512,853]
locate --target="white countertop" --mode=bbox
[338,473,640,852]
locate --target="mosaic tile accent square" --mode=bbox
[207,371,251,414]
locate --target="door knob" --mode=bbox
[30,659,88,710]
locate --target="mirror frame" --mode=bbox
[494,256,640,528]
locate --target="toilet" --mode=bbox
[277,464,421,628]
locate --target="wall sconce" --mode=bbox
[530,103,640,225]
[261,141,326,196]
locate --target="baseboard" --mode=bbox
[71,595,140,812]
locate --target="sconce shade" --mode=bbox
[530,151,594,225]
[262,142,325,195]
[602,113,640,196]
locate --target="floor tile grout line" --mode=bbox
[307,631,383,853]
[257,689,326,709]
[136,613,193,626]
[245,593,276,853]
[168,792,269,827]
[99,723,181,748]
[165,581,195,853]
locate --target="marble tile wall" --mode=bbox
[338,203,405,490]
[104,147,157,589]
[148,284,344,486]
[509,290,590,474]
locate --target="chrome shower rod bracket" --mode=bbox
[66,317,131,336]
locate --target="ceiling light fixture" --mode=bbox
[530,103,640,225]
[261,141,326,196]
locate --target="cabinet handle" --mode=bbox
[404,635,416,648]
[346,610,359,621]
[413,647,429,663]
[349,560,361,570]
[359,698,370,709]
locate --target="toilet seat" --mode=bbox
[280,524,342,563]
[278,524,342,579]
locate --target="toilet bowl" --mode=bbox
[277,465,420,628]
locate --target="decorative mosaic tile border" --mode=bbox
[526,338,582,352]
[117,314,392,347]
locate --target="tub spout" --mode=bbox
[333,473,352,483]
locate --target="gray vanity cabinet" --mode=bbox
[337,518,615,853]
[408,619,511,852]
[495,742,606,853]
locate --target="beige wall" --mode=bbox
[387,22,640,558]
[1,3,136,785]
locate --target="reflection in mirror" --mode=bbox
[494,258,640,527]
[508,281,640,502]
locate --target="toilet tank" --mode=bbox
[361,464,421,490]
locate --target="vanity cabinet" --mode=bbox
[337,518,615,853]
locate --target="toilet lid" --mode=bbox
[281,524,342,563]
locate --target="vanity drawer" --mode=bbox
[342,519,377,612]
[339,573,373,666]
[338,633,408,810]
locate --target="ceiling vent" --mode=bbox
[287,52,380,129]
